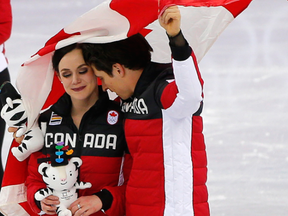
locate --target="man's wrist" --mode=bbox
[94,189,113,211]
[168,30,192,60]
[168,30,186,47]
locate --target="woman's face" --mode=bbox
[58,48,98,102]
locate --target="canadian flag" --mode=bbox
[0,0,252,215]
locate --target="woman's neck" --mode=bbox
[70,91,99,128]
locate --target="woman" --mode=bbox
[25,43,131,216]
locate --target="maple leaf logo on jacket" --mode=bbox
[107,110,119,125]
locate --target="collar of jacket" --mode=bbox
[132,62,172,98]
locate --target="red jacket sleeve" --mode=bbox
[103,152,132,216]
[0,0,12,45]
[25,151,48,214]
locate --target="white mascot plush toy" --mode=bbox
[0,81,44,161]
[35,153,91,216]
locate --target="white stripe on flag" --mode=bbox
[0,183,28,216]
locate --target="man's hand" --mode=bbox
[159,6,181,37]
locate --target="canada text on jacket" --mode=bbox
[45,133,117,150]
[121,98,148,114]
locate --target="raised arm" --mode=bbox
[159,6,202,118]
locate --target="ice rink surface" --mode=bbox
[2,0,288,215]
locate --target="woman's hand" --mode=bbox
[40,195,60,215]
[159,5,181,37]
[7,127,24,143]
[69,195,103,216]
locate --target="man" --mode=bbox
[78,6,209,216]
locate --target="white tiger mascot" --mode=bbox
[35,157,91,216]
[0,81,44,161]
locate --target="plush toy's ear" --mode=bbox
[38,163,49,177]
[70,157,82,170]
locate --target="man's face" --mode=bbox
[92,65,133,100]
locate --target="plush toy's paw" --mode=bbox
[0,98,28,129]
[12,125,44,161]
[15,126,27,138]
[86,182,92,188]
[11,147,26,162]
[58,209,72,216]
[34,188,53,201]
[75,181,92,189]
[0,82,28,130]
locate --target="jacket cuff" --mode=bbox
[168,30,192,61]
[94,189,113,211]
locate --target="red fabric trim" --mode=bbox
[191,116,209,216]
[161,81,178,109]
[191,51,204,98]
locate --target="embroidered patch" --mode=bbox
[107,110,119,125]
[49,112,62,125]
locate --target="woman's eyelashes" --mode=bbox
[79,68,88,74]
[61,68,88,78]
[62,73,71,78]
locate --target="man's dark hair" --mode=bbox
[82,33,153,76]
[52,43,83,73]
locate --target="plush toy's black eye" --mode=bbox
[53,175,56,180]
[70,171,73,176]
